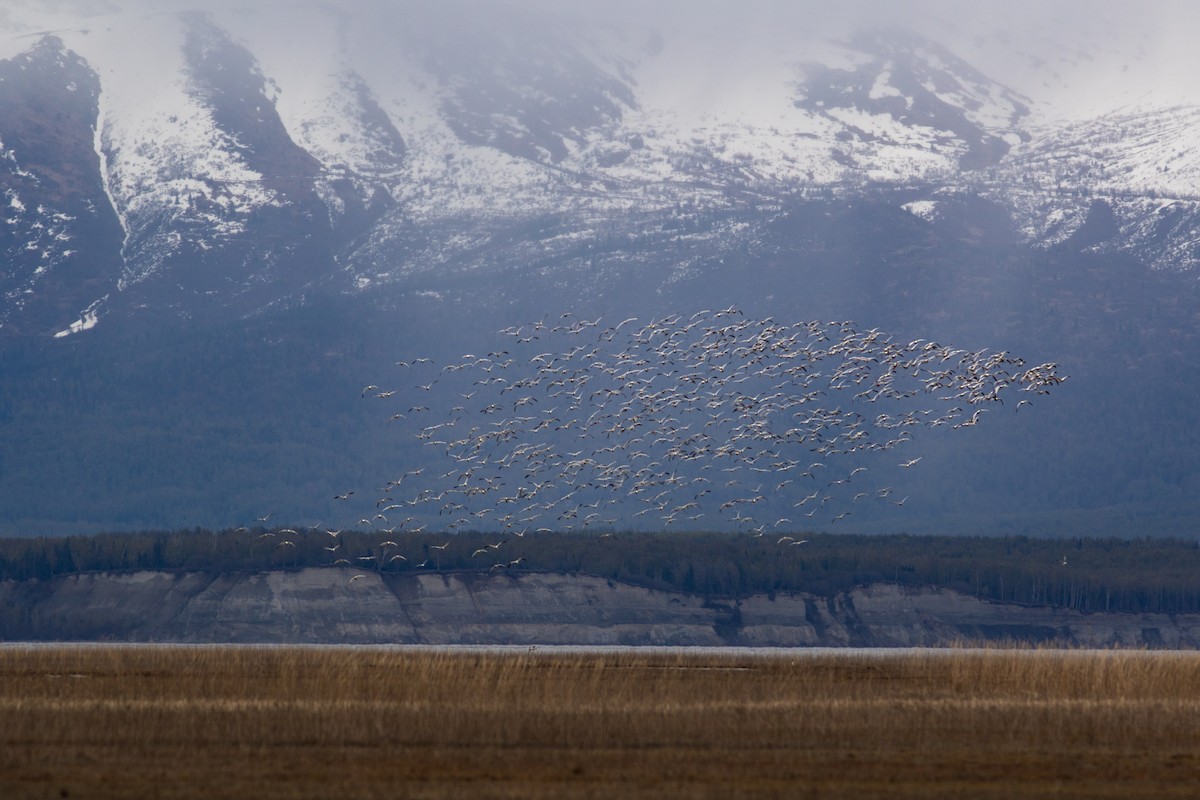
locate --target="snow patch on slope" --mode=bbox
[991,103,1200,270]
[46,12,278,286]
[221,3,404,182]
[53,297,102,338]
[903,200,940,222]
[1005,105,1200,201]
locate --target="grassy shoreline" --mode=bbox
[3,646,1199,798]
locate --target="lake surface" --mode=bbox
[4,642,1197,657]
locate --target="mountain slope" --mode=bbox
[1,2,1200,537]
[0,36,123,335]
[0,2,1048,334]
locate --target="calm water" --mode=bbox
[3,642,1197,657]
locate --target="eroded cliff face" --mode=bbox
[2,570,1198,647]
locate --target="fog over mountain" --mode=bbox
[1,0,1199,538]
[6,0,1199,117]
[4,0,1196,128]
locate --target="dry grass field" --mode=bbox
[2,645,1199,799]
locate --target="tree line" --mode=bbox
[2,528,1200,615]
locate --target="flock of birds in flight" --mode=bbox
[298,306,1067,577]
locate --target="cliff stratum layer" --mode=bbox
[3,570,1197,648]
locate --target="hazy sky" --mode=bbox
[569,0,1198,99]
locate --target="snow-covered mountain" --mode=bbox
[984,105,1200,272]
[1,0,1199,338]
[6,1,1200,537]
